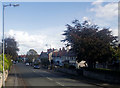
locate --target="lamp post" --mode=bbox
[2,3,19,87]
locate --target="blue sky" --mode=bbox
[2,2,94,32]
[0,1,119,55]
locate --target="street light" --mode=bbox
[2,3,19,87]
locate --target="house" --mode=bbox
[47,48,58,62]
[52,47,67,66]
[52,52,63,66]
[39,51,49,66]
[39,51,48,59]
[51,47,87,68]
[18,55,26,62]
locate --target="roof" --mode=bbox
[66,50,76,57]
[52,49,76,57]
[40,52,48,58]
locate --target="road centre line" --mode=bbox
[32,70,36,72]
[56,82,64,86]
[46,77,53,81]
[42,70,50,73]
[31,68,45,77]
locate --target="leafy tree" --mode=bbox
[4,37,19,61]
[62,20,118,68]
[0,54,12,72]
[110,46,120,69]
[26,49,38,63]
[41,58,50,66]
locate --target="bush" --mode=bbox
[0,54,12,73]
[69,65,76,69]
[41,58,50,66]
[64,63,69,68]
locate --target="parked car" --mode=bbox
[26,63,29,66]
[34,65,40,69]
[13,61,16,64]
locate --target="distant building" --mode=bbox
[52,48,67,66]
[18,55,26,62]
[52,47,86,68]
[39,51,48,59]
[65,50,76,66]
[40,47,87,68]
[47,48,58,62]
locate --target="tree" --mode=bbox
[4,37,19,61]
[0,54,12,72]
[26,49,38,63]
[41,58,50,66]
[62,20,118,68]
[110,46,120,70]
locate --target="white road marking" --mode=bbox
[46,77,53,81]
[42,70,49,73]
[56,82,64,86]
[33,70,35,72]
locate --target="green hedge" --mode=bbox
[0,54,12,73]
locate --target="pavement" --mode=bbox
[5,63,120,88]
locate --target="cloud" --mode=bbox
[82,16,95,25]
[90,2,118,19]
[88,1,118,36]
[82,17,118,36]
[7,30,46,54]
[82,17,89,21]
[110,28,118,36]
[92,0,105,5]
[6,28,65,55]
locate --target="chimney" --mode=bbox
[62,47,65,51]
[59,48,61,51]
[53,48,54,51]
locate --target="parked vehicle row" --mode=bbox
[25,62,40,69]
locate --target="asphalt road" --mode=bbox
[5,63,101,87]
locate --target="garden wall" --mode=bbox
[83,70,120,83]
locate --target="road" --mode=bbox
[5,63,100,87]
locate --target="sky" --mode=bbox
[0,0,119,55]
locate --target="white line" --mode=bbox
[70,79,76,82]
[33,70,35,72]
[56,82,64,86]
[46,77,53,81]
[42,70,49,73]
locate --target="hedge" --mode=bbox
[0,54,12,73]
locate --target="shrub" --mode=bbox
[0,54,12,73]
[64,63,69,68]
[69,65,76,69]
